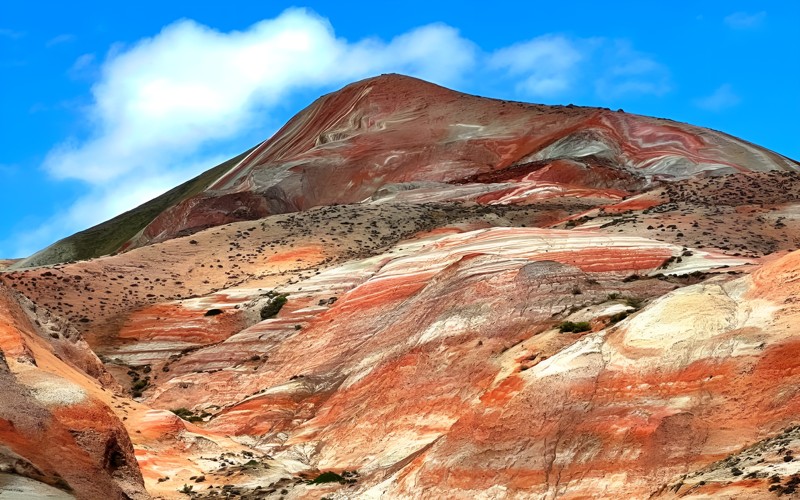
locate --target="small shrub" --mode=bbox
[608,311,629,324]
[558,321,591,333]
[260,294,287,320]
[309,471,346,484]
[131,378,150,392]
[171,408,205,423]
[624,297,644,309]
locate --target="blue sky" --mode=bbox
[1,1,798,258]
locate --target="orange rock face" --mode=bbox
[2,75,800,499]
[0,285,147,499]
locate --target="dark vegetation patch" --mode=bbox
[260,293,288,320]
[309,471,345,484]
[171,407,211,423]
[558,321,591,333]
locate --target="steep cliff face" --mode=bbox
[3,75,800,499]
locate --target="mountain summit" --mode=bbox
[16,74,797,269]
[2,75,800,499]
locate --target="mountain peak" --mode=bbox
[13,75,799,268]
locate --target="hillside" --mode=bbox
[1,74,800,499]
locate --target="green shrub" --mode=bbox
[309,471,345,484]
[131,378,150,392]
[260,294,287,320]
[558,321,591,333]
[624,297,644,309]
[171,408,206,423]
[608,311,629,324]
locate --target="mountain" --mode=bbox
[14,74,796,269]
[2,74,800,499]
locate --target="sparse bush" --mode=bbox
[260,294,287,320]
[608,311,629,324]
[171,407,208,423]
[309,471,346,484]
[624,297,644,309]
[558,321,591,333]
[131,377,150,398]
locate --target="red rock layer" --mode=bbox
[373,252,800,498]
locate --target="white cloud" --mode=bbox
[489,36,669,101]
[725,11,766,29]
[68,53,96,79]
[13,9,476,256]
[0,28,24,39]
[594,41,670,100]
[46,34,75,47]
[694,84,741,111]
[44,9,475,185]
[489,35,584,96]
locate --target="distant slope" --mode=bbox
[11,147,254,269]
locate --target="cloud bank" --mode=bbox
[8,8,672,257]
